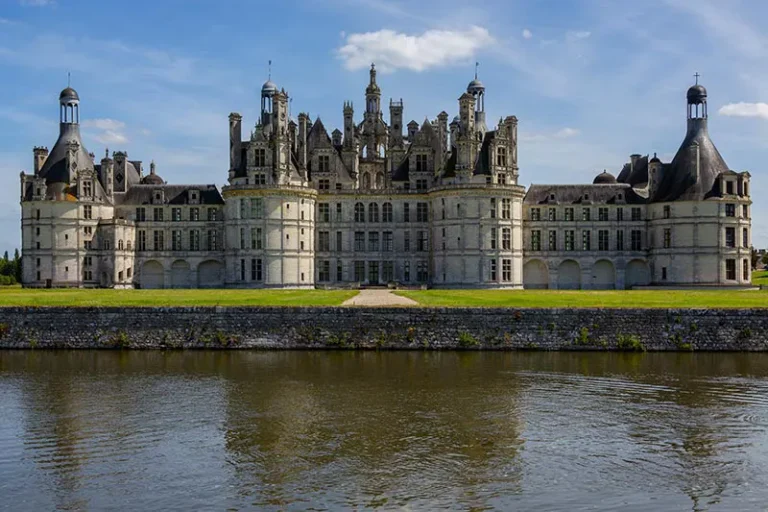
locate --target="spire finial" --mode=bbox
[67,71,70,87]
[475,61,479,80]
[694,72,700,85]
[268,59,272,80]
[105,148,109,159]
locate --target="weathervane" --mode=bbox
[67,71,71,87]
[475,61,479,79]
[268,59,272,80]
[694,72,700,85]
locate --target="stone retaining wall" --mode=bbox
[1,307,768,351]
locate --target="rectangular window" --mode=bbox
[382,261,394,282]
[726,259,736,280]
[490,259,497,281]
[318,260,330,282]
[138,231,147,251]
[404,231,411,252]
[416,202,429,222]
[502,199,511,219]
[318,178,330,190]
[190,208,199,221]
[598,230,609,251]
[337,261,343,281]
[501,228,511,250]
[616,230,624,251]
[565,230,575,251]
[415,154,428,172]
[240,227,246,250]
[368,232,379,252]
[404,261,411,282]
[153,207,163,222]
[417,231,428,252]
[663,205,671,219]
[663,228,671,248]
[318,203,330,223]
[251,198,264,219]
[252,258,263,281]
[83,181,92,197]
[171,208,182,221]
[497,174,506,185]
[335,203,343,222]
[416,261,428,282]
[490,228,497,250]
[206,208,216,221]
[84,256,92,267]
[190,230,200,251]
[83,205,93,220]
[318,231,330,252]
[725,204,735,217]
[383,231,393,251]
[490,198,496,218]
[582,208,591,221]
[254,148,266,167]
[743,228,749,248]
[382,203,393,222]
[582,230,591,251]
[744,259,750,281]
[631,230,642,251]
[250,228,262,250]
[530,208,541,221]
[598,208,608,221]
[662,267,667,281]
[153,230,164,251]
[743,205,748,218]
[726,181,734,195]
[725,227,735,248]
[240,259,246,281]
[502,259,512,282]
[548,230,557,251]
[207,230,217,251]
[172,230,182,251]
[565,208,574,221]
[617,208,623,222]
[136,207,146,222]
[631,207,642,221]
[529,229,539,251]
[548,208,556,221]
[336,231,343,251]
[354,231,365,252]
[318,155,330,172]
[368,261,380,284]
[84,240,92,250]
[403,203,410,222]
[354,261,365,282]
[496,146,507,167]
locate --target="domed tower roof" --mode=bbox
[261,80,278,96]
[686,84,707,105]
[59,87,79,102]
[467,78,485,95]
[141,161,164,185]
[593,170,617,184]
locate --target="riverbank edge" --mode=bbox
[1,306,767,351]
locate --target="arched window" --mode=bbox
[354,202,365,223]
[126,240,132,251]
[369,202,379,223]
[379,144,385,158]
[118,240,124,250]
[382,202,393,222]
[362,173,371,188]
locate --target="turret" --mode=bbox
[101,150,114,197]
[298,112,309,169]
[365,63,381,117]
[343,101,354,148]
[436,111,448,169]
[389,98,403,147]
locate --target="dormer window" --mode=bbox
[726,181,734,195]
[584,194,589,200]
[415,154,428,172]
[83,181,92,197]
[318,155,330,172]
[254,149,266,167]
[550,194,555,201]
[496,147,507,167]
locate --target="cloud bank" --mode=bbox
[337,26,493,73]
[719,102,768,120]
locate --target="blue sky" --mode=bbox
[1,0,767,254]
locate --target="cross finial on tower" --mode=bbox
[67,71,71,87]
[694,72,700,84]
[475,61,479,80]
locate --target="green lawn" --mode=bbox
[394,289,768,308]
[0,288,357,307]
[753,270,768,286]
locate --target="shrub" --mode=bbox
[458,331,479,348]
[617,334,645,352]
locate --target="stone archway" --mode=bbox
[141,260,164,289]
[625,259,650,289]
[170,260,191,289]
[592,259,616,290]
[557,260,581,290]
[523,259,549,289]
[197,260,224,288]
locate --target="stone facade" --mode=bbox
[1,307,768,351]
[18,73,751,289]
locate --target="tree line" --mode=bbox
[0,250,22,285]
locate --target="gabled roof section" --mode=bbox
[307,117,333,150]
[524,183,646,205]
[121,184,224,206]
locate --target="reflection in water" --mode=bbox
[1,351,768,511]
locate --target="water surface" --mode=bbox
[1,351,768,511]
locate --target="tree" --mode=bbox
[751,247,760,270]
[762,253,768,267]
[13,249,21,283]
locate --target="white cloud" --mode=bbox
[20,0,54,5]
[82,118,128,145]
[566,31,592,42]
[337,26,494,72]
[520,127,580,142]
[522,29,533,39]
[555,127,580,138]
[719,102,768,120]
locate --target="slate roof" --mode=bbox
[473,131,495,176]
[616,155,648,186]
[524,183,646,205]
[38,124,93,185]
[120,184,224,205]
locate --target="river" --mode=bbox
[1,351,768,511]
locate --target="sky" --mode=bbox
[1,0,767,254]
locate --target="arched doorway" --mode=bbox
[523,259,549,289]
[171,260,191,289]
[592,260,616,290]
[625,259,650,289]
[198,260,224,288]
[141,260,164,289]
[557,260,581,290]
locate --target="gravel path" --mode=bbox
[342,289,418,306]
